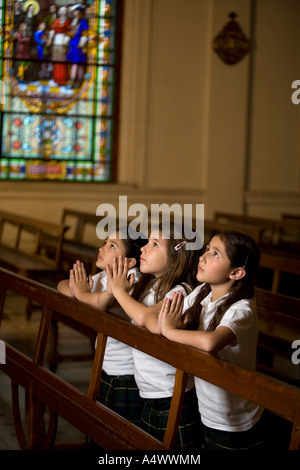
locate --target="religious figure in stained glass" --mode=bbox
[0,0,120,181]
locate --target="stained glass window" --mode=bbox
[0,0,121,181]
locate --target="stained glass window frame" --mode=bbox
[0,0,122,182]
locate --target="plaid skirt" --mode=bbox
[202,410,270,451]
[140,388,202,451]
[97,370,143,425]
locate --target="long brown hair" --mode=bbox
[185,231,260,331]
[131,223,200,303]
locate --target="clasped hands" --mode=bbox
[105,255,136,295]
[69,256,135,299]
[106,256,188,334]
[158,291,187,335]
[69,260,93,298]
[70,256,187,335]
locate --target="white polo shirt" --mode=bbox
[92,269,140,375]
[183,285,263,432]
[132,283,194,398]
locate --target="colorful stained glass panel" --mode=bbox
[0,0,120,181]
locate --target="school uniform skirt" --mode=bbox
[202,410,270,451]
[140,388,202,451]
[98,370,143,426]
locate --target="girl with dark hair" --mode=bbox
[106,223,202,450]
[159,231,269,450]
[57,227,147,425]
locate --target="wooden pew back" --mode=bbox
[0,268,300,450]
[61,208,100,245]
[214,211,300,252]
[203,220,264,245]
[257,252,300,297]
[282,214,300,223]
[0,210,68,272]
[255,288,300,387]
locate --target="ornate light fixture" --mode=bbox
[213,12,250,65]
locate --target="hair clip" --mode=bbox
[174,241,186,251]
[242,254,249,269]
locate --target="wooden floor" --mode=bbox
[0,291,93,450]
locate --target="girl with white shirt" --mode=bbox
[57,227,147,425]
[106,223,202,450]
[159,231,269,450]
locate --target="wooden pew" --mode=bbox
[47,310,96,371]
[0,210,69,317]
[256,252,300,297]
[214,211,300,254]
[0,268,300,450]
[255,288,300,387]
[0,210,68,276]
[282,213,300,224]
[203,220,264,245]
[40,208,100,275]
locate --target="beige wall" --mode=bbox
[246,0,300,217]
[0,0,299,225]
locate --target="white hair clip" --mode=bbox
[174,241,186,251]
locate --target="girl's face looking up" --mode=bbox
[140,230,168,278]
[96,231,126,270]
[197,235,233,287]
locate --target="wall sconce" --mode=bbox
[213,12,250,65]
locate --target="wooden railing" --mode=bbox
[0,268,300,450]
